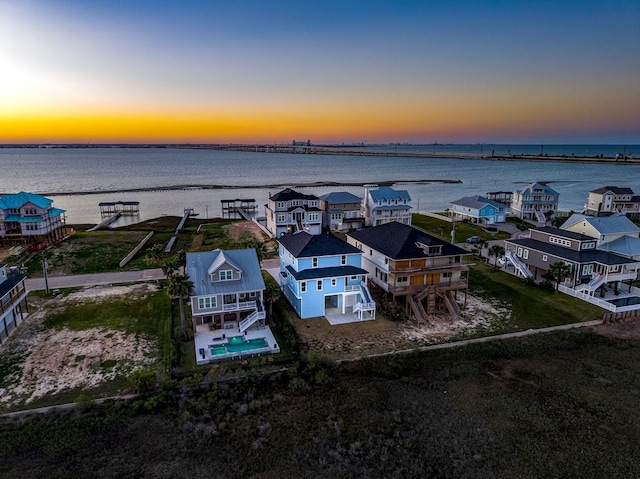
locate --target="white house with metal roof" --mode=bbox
[510,182,559,224]
[363,186,412,227]
[0,192,66,245]
[319,191,364,232]
[187,248,279,364]
[448,195,507,224]
[561,214,640,246]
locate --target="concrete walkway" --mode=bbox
[25,268,165,292]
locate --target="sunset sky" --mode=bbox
[1,0,638,144]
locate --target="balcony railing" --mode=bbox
[0,283,27,314]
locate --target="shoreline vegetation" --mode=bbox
[38,179,463,196]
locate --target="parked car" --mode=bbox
[497,256,512,267]
[466,236,483,244]
[27,242,47,253]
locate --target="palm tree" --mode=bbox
[263,282,282,324]
[250,240,269,266]
[146,243,164,263]
[175,249,186,273]
[161,258,178,278]
[488,244,505,270]
[549,261,571,292]
[168,273,194,337]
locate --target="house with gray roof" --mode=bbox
[187,248,279,364]
[347,222,470,324]
[0,191,67,246]
[510,182,559,224]
[584,186,640,218]
[561,214,640,245]
[278,232,375,322]
[0,263,28,345]
[265,188,322,237]
[363,186,412,227]
[319,191,364,232]
[448,195,507,224]
[504,226,640,311]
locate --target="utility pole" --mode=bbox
[41,252,49,294]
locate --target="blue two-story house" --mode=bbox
[448,195,507,224]
[278,232,375,322]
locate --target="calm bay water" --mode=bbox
[1,146,639,226]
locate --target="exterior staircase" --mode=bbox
[575,273,605,294]
[442,291,461,321]
[505,249,533,278]
[407,295,428,325]
[239,300,266,332]
[534,209,547,224]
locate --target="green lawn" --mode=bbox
[412,213,511,242]
[461,261,604,337]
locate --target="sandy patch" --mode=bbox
[0,283,159,407]
[228,221,268,242]
[400,294,512,342]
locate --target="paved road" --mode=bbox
[25,268,166,292]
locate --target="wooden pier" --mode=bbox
[86,212,121,231]
[221,198,258,220]
[99,201,140,217]
[165,208,193,253]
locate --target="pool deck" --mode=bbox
[194,324,280,365]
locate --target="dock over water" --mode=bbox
[99,201,140,216]
[221,198,258,220]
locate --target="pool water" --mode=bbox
[607,296,640,307]
[209,337,269,357]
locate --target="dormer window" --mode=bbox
[219,270,233,281]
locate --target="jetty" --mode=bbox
[165,208,193,253]
[221,198,258,220]
[86,212,121,231]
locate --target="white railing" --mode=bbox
[353,301,376,312]
[575,273,604,293]
[535,209,546,223]
[239,309,266,332]
[558,284,616,311]
[222,300,257,312]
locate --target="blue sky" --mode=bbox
[1,0,638,143]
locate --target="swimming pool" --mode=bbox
[607,296,640,307]
[209,337,270,357]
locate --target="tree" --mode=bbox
[161,257,178,278]
[168,273,194,337]
[146,243,164,263]
[263,282,282,324]
[249,239,269,265]
[488,244,505,270]
[549,261,571,292]
[175,249,186,273]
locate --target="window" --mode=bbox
[341,255,346,265]
[308,212,319,221]
[301,281,307,292]
[549,236,571,247]
[397,276,408,284]
[219,270,232,281]
[198,296,217,309]
[523,249,529,259]
[517,247,523,257]
[331,278,337,287]
[317,280,323,291]
[277,214,285,222]
[312,257,318,267]
[542,254,548,262]
[583,264,594,275]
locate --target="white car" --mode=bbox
[497,256,512,267]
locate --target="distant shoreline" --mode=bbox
[3,143,636,164]
[28,179,463,197]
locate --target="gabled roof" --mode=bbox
[278,232,360,258]
[319,192,362,204]
[450,195,504,210]
[560,214,640,235]
[269,188,319,202]
[285,264,368,280]
[348,222,468,259]
[598,236,640,257]
[207,250,241,276]
[516,182,559,196]
[187,248,265,296]
[507,237,636,266]
[590,186,635,195]
[0,191,54,210]
[368,186,411,202]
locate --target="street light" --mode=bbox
[41,252,49,294]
